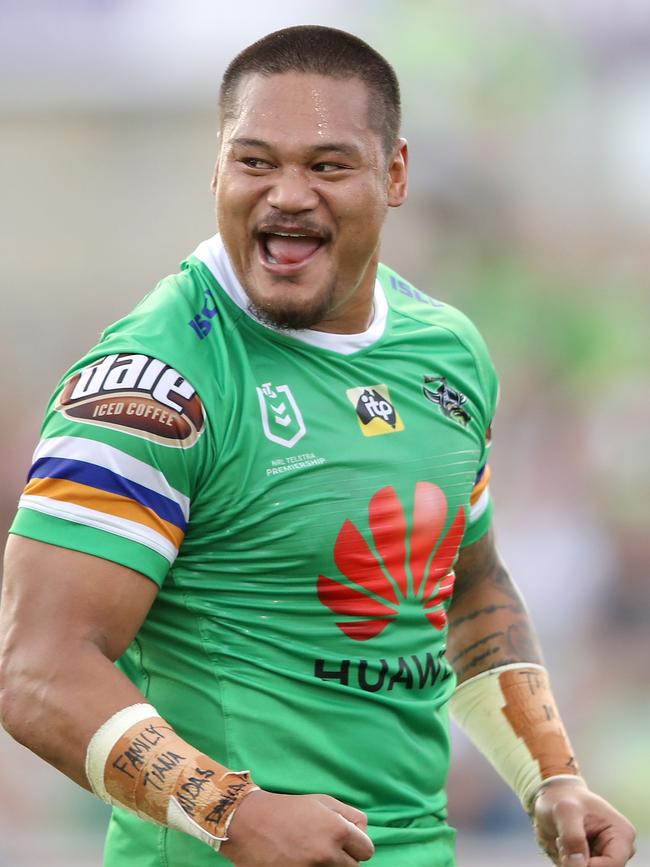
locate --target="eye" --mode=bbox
[240,157,274,170]
[312,162,349,173]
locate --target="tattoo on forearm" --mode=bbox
[450,631,504,664]
[503,623,541,662]
[456,651,519,678]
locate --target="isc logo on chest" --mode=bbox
[56,354,205,447]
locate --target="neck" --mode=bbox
[310,296,376,334]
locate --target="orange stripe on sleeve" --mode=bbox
[23,477,185,549]
[470,465,491,506]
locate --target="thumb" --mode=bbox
[554,801,590,867]
[316,794,369,832]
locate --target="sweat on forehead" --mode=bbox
[220,72,379,144]
[218,25,401,155]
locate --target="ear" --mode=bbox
[210,159,219,195]
[387,137,408,208]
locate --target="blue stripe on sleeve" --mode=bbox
[29,457,187,530]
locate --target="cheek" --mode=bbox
[342,190,386,243]
[216,175,260,222]
[335,181,385,226]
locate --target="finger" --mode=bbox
[589,835,637,867]
[319,795,369,831]
[537,840,559,864]
[553,801,589,866]
[340,817,375,862]
[533,820,558,861]
[558,854,587,867]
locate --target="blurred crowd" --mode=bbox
[1,1,648,865]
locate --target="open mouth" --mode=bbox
[258,231,326,272]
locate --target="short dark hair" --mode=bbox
[219,25,401,155]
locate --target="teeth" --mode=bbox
[271,232,307,238]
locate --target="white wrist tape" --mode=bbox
[449,663,583,811]
[86,703,156,804]
[85,703,259,851]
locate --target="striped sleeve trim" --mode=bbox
[30,436,190,518]
[20,435,190,562]
[468,464,491,524]
[29,457,186,530]
[18,495,179,563]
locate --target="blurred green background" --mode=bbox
[1,1,648,864]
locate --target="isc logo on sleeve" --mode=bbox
[346,385,404,437]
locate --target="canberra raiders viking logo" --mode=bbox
[422,375,471,427]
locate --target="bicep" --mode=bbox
[454,528,501,598]
[448,528,543,683]
[1,535,159,662]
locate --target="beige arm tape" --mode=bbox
[85,704,259,851]
[449,663,584,811]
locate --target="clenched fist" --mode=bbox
[220,790,375,866]
[533,778,636,867]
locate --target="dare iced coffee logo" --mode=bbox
[56,354,205,447]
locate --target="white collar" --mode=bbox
[191,234,387,355]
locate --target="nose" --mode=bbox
[266,167,319,213]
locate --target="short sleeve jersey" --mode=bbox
[11,234,498,860]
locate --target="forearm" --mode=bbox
[446,530,581,811]
[447,528,543,684]
[1,639,262,853]
[0,535,376,864]
[0,535,154,789]
[0,634,146,789]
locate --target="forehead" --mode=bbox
[222,72,378,149]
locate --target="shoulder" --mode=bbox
[378,262,499,418]
[42,254,227,449]
[380,263,492,360]
[102,258,216,349]
[79,252,233,394]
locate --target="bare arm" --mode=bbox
[447,529,636,867]
[0,535,374,865]
[0,535,158,787]
[447,526,543,683]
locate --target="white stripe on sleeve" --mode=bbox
[32,436,190,521]
[19,494,178,563]
[469,487,490,523]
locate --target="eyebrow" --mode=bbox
[230,137,361,157]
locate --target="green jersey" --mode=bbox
[11,234,498,866]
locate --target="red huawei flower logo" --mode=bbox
[317,483,465,641]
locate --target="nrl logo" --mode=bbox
[423,375,471,427]
[256,381,306,449]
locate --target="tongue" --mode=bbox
[266,235,321,265]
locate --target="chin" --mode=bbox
[247,297,332,331]
[244,270,337,331]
